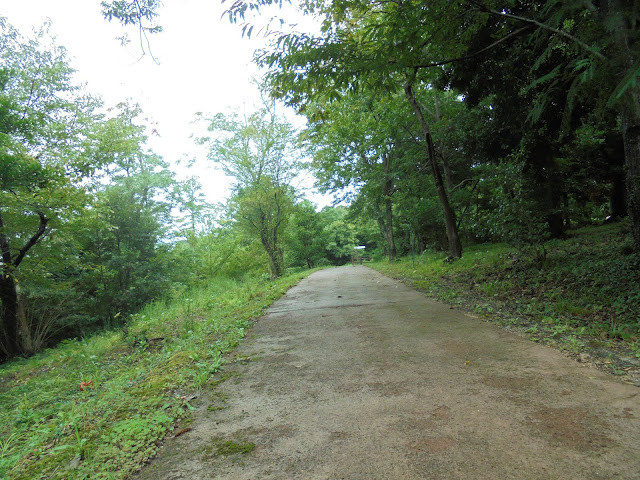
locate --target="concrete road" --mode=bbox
[137,266,640,479]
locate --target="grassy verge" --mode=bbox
[371,222,640,382]
[0,270,314,480]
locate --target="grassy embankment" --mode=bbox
[372,222,640,379]
[0,270,314,480]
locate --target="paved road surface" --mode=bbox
[137,266,640,479]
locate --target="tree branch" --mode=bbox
[412,25,532,69]
[472,2,607,62]
[13,211,49,268]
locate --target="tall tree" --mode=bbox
[303,92,411,261]
[0,20,103,358]
[198,105,301,277]
[78,102,176,328]
[248,0,469,256]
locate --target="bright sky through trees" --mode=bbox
[0,0,318,204]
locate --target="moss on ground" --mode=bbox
[205,437,256,457]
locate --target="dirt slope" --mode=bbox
[136,266,640,479]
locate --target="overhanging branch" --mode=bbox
[412,25,532,69]
[13,211,49,268]
[471,2,607,62]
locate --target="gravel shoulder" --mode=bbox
[136,266,640,479]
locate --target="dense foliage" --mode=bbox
[0,21,216,359]
[243,0,638,258]
[99,1,640,255]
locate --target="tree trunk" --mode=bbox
[610,174,627,218]
[382,152,397,261]
[608,0,640,249]
[434,95,454,191]
[261,228,285,278]
[265,243,283,278]
[0,275,21,359]
[270,247,285,278]
[622,103,640,250]
[384,196,396,261]
[404,76,462,258]
[0,210,49,359]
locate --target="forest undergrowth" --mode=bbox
[373,222,640,384]
[0,270,314,480]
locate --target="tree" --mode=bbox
[287,200,326,268]
[252,2,474,256]
[198,105,301,278]
[303,92,405,261]
[101,0,163,59]
[0,20,104,358]
[304,80,482,257]
[77,103,177,328]
[320,206,359,265]
[456,1,639,245]
[250,1,468,256]
[172,176,216,236]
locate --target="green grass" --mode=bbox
[0,271,314,480]
[373,222,640,353]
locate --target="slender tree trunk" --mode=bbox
[434,95,454,191]
[384,196,396,261]
[622,103,640,250]
[440,154,454,192]
[404,75,462,258]
[0,275,20,358]
[376,215,389,255]
[382,152,397,261]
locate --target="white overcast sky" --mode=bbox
[0,0,327,206]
